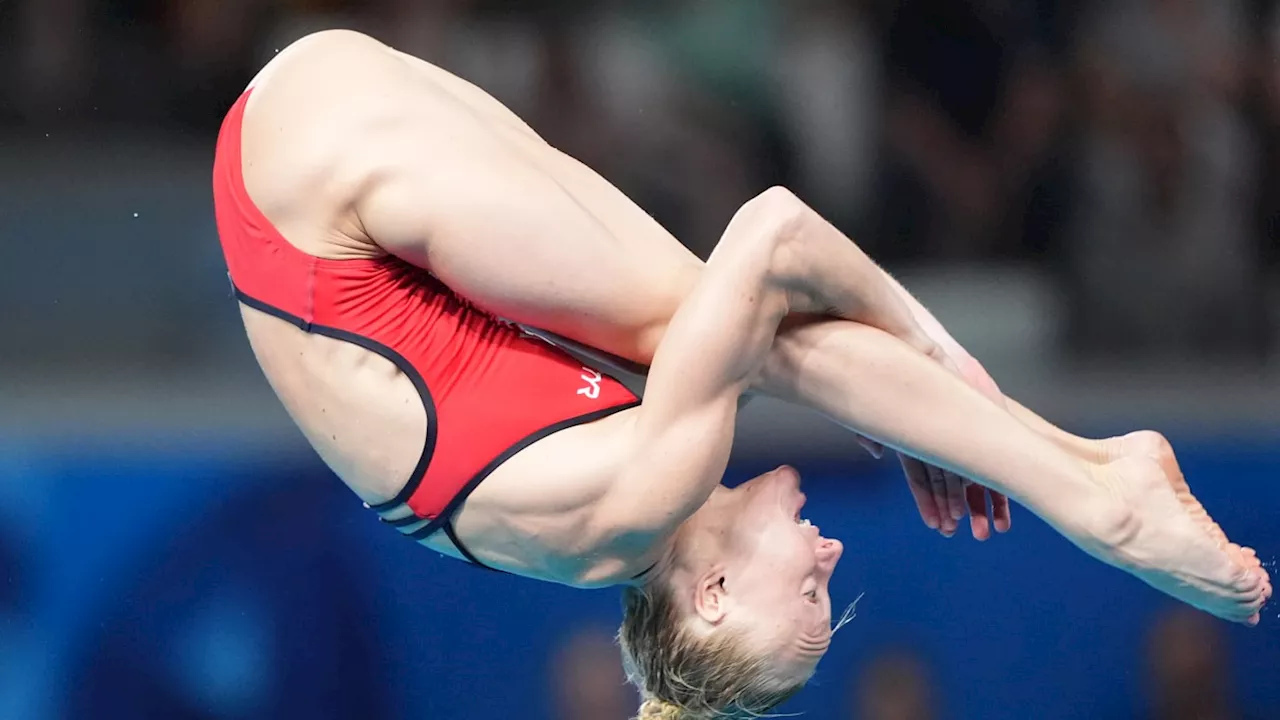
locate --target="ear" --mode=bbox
[693,570,729,625]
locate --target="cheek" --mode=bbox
[761,533,814,581]
[738,537,802,589]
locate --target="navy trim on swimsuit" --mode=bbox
[234,285,642,575]
[405,399,641,544]
[233,289,440,505]
[442,522,490,568]
[519,326,652,378]
[381,513,424,528]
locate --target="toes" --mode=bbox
[1237,568,1272,617]
[1219,558,1266,603]
[1225,544,1252,572]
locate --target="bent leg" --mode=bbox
[335,45,1110,477]
[756,318,1271,625]
[759,318,1100,514]
[348,55,703,363]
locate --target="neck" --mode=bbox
[620,533,681,588]
[556,527,678,589]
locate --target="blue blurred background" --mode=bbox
[2,1,1279,719]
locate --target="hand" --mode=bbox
[891,347,1013,540]
[856,318,1014,539]
[855,424,1006,540]
[899,453,1003,540]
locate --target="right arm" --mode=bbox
[593,194,799,536]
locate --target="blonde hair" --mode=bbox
[618,579,805,720]
[637,698,686,720]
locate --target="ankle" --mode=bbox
[1080,460,1143,558]
[1080,436,1113,464]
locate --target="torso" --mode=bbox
[228,30,657,586]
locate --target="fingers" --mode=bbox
[940,468,967,526]
[888,341,1013,540]
[964,482,991,541]
[900,330,959,376]
[899,453,1011,541]
[956,355,1005,405]
[989,490,1012,533]
[926,463,959,537]
[925,341,962,377]
[900,454,942,532]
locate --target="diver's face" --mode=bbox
[680,466,844,681]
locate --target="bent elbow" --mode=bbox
[736,186,809,243]
[721,186,814,289]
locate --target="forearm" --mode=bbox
[625,201,794,528]
[778,198,935,357]
[759,319,1098,521]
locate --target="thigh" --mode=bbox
[345,48,706,363]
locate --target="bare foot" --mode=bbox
[1084,445,1271,626]
[1113,430,1272,622]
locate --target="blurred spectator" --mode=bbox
[550,627,634,720]
[852,648,938,720]
[875,0,1074,262]
[772,0,884,235]
[163,0,272,128]
[1143,606,1258,720]
[1068,0,1268,361]
[10,0,92,126]
[570,2,778,258]
[1257,2,1280,270]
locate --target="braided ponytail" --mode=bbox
[636,697,687,720]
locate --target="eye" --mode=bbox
[805,589,819,602]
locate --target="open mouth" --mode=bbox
[793,493,814,528]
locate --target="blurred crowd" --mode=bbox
[3,0,1279,361]
[549,606,1262,720]
[3,5,1276,717]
